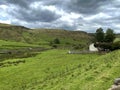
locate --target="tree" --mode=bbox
[105,28,115,42]
[53,38,60,44]
[95,28,104,42]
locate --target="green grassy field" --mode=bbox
[0,23,120,90]
[0,40,40,49]
[0,39,50,62]
[0,49,120,90]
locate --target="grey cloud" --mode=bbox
[4,0,40,9]
[64,0,110,14]
[39,0,110,14]
[1,0,120,32]
[9,7,61,22]
[40,0,67,7]
[0,1,6,5]
[58,24,76,30]
[9,1,29,9]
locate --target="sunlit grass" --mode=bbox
[0,49,120,90]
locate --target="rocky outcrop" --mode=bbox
[108,78,120,90]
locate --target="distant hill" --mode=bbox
[0,23,93,49]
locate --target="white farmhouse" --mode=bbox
[89,43,98,52]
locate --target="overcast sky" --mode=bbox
[0,0,120,33]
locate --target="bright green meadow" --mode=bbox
[0,23,120,90]
[0,49,120,90]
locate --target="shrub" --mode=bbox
[53,38,60,44]
[112,41,120,50]
[94,42,112,50]
[52,44,57,48]
[72,44,84,50]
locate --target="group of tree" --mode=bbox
[95,28,120,51]
[95,28,115,43]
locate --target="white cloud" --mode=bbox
[41,5,57,12]
[0,4,11,24]
[0,5,8,10]
[30,2,57,12]
[59,12,81,26]
[30,1,43,9]
[84,12,112,21]
[0,20,11,24]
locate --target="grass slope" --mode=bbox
[0,40,39,49]
[0,23,93,49]
[0,49,120,90]
[0,39,48,62]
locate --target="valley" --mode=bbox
[0,23,120,90]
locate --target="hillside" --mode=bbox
[0,23,30,42]
[0,49,120,90]
[1,23,119,90]
[0,23,93,49]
